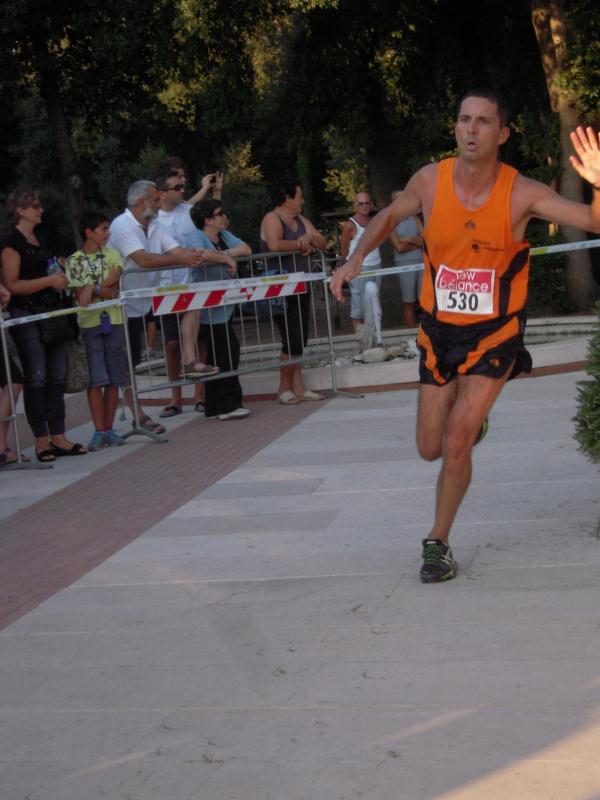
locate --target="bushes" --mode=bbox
[526,224,573,316]
[574,301,600,463]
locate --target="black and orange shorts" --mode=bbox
[417,311,532,386]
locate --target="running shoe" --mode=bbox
[474,416,489,446]
[420,539,457,583]
[105,428,125,446]
[87,430,107,451]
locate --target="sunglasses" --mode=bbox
[165,183,185,191]
[212,210,226,218]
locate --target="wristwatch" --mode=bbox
[94,282,101,296]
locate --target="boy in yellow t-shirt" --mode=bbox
[66,211,128,450]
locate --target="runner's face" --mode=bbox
[455,97,509,161]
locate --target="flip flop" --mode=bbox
[180,362,220,379]
[0,447,31,466]
[136,415,166,435]
[36,449,56,463]
[298,390,325,401]
[50,443,88,457]
[159,405,182,418]
[278,391,300,405]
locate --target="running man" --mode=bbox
[330,88,600,583]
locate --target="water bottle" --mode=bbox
[47,257,70,296]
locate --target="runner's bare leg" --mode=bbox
[418,368,512,543]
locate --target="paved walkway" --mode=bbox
[1,371,599,799]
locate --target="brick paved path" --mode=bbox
[0,399,324,630]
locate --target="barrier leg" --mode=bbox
[120,309,168,443]
[323,278,364,400]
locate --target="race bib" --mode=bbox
[435,265,495,315]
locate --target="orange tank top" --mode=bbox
[420,158,530,326]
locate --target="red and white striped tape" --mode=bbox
[151,275,307,316]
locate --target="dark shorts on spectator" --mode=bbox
[81,324,129,388]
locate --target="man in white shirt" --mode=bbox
[154,171,220,416]
[108,180,207,434]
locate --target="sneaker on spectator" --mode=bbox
[105,428,125,446]
[88,430,107,451]
[218,408,250,420]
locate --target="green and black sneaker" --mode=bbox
[474,416,489,446]
[420,539,458,583]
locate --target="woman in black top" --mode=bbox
[1,187,86,461]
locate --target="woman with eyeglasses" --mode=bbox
[185,199,252,420]
[0,187,87,462]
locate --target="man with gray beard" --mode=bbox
[108,180,205,433]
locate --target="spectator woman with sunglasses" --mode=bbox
[1,187,86,462]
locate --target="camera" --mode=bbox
[209,175,217,184]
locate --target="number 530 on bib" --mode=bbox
[435,265,495,315]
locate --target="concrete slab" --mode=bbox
[1,369,600,799]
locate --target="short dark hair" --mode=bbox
[457,88,510,127]
[154,170,180,191]
[79,210,110,241]
[5,186,39,224]
[270,177,301,208]
[156,156,184,174]
[190,198,222,229]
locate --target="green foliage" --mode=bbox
[220,143,269,251]
[574,301,600,463]
[0,0,596,272]
[562,1,600,119]
[322,126,369,204]
[512,111,560,185]
[526,223,573,316]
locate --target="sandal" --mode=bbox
[36,448,56,463]
[298,390,325,401]
[136,415,166,435]
[180,361,220,380]
[0,447,31,466]
[50,442,88,457]
[159,405,182,418]
[278,391,300,405]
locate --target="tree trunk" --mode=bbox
[39,65,84,248]
[532,0,599,310]
[367,133,405,327]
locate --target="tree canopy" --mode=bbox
[0,0,598,304]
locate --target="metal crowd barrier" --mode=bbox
[2,237,600,470]
[118,250,337,406]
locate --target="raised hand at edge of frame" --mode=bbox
[569,126,600,188]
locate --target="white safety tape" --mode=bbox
[0,297,122,329]
[529,237,600,256]
[352,238,600,280]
